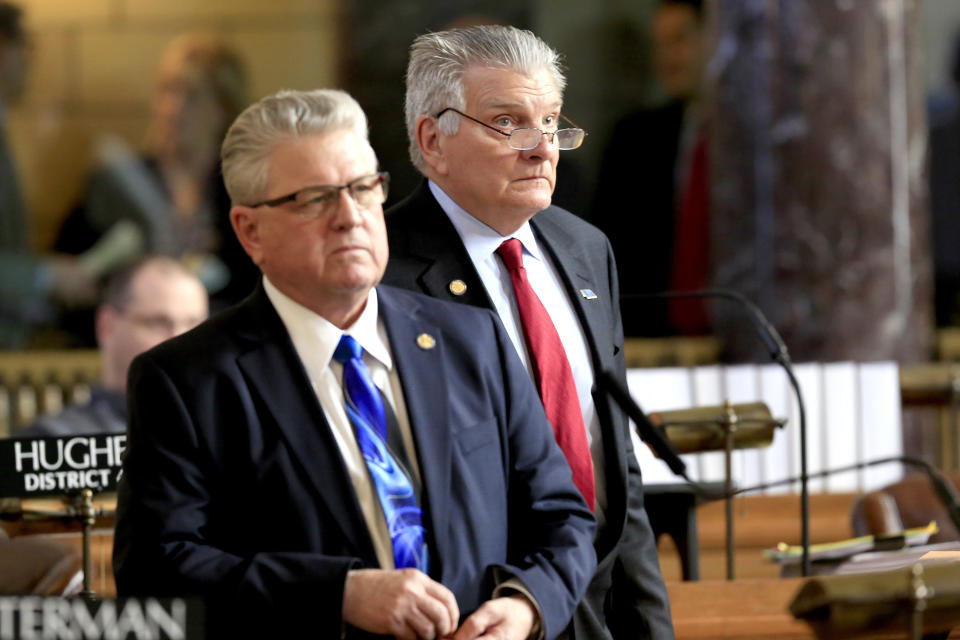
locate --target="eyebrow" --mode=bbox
[482,101,564,114]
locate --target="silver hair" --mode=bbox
[221,88,374,206]
[404,25,566,171]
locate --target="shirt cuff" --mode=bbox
[492,574,545,640]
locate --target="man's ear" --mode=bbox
[94,304,117,350]
[230,205,264,266]
[415,114,448,176]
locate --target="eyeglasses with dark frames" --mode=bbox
[111,306,202,335]
[435,108,587,151]
[249,172,390,219]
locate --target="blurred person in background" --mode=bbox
[16,256,207,438]
[0,1,97,347]
[593,0,708,337]
[929,30,960,328]
[55,33,256,345]
[0,0,27,238]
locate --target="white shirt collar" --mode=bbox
[262,277,393,372]
[428,180,544,265]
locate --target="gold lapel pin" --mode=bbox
[416,333,436,350]
[579,289,598,300]
[448,279,467,296]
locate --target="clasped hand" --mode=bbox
[343,568,536,640]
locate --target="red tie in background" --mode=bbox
[496,238,595,511]
[668,130,711,335]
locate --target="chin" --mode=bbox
[514,192,552,214]
[510,179,552,200]
[329,264,379,291]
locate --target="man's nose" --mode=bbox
[331,188,365,226]
[523,130,555,160]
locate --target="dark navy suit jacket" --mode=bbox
[113,283,596,638]
[383,182,674,640]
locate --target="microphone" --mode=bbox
[595,370,688,478]
[622,288,812,575]
[729,456,960,536]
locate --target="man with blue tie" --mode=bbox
[112,88,596,639]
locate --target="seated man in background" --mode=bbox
[113,88,596,639]
[16,256,208,437]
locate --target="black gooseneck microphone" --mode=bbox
[730,455,960,537]
[594,370,688,479]
[620,288,812,575]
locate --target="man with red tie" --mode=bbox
[383,24,674,640]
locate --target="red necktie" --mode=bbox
[496,238,595,510]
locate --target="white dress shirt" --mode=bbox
[429,181,608,526]
[263,277,419,570]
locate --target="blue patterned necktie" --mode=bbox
[333,334,429,572]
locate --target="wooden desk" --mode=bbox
[657,493,860,582]
[668,578,960,639]
[669,578,810,639]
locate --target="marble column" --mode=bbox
[706,0,932,365]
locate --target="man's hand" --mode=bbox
[450,594,537,640]
[47,256,98,308]
[342,568,460,639]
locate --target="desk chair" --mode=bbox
[0,528,83,595]
[850,472,960,543]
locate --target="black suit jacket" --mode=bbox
[383,182,674,640]
[592,100,686,337]
[113,284,596,638]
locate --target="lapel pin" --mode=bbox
[448,279,468,296]
[579,289,598,300]
[416,333,436,350]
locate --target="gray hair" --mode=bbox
[221,88,373,206]
[405,25,566,171]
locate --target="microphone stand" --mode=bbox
[79,488,97,600]
[625,289,811,575]
[599,370,786,579]
[0,489,107,599]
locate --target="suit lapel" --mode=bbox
[233,289,377,563]
[377,287,452,579]
[531,213,612,375]
[387,182,494,309]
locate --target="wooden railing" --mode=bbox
[0,350,100,437]
[624,336,723,368]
